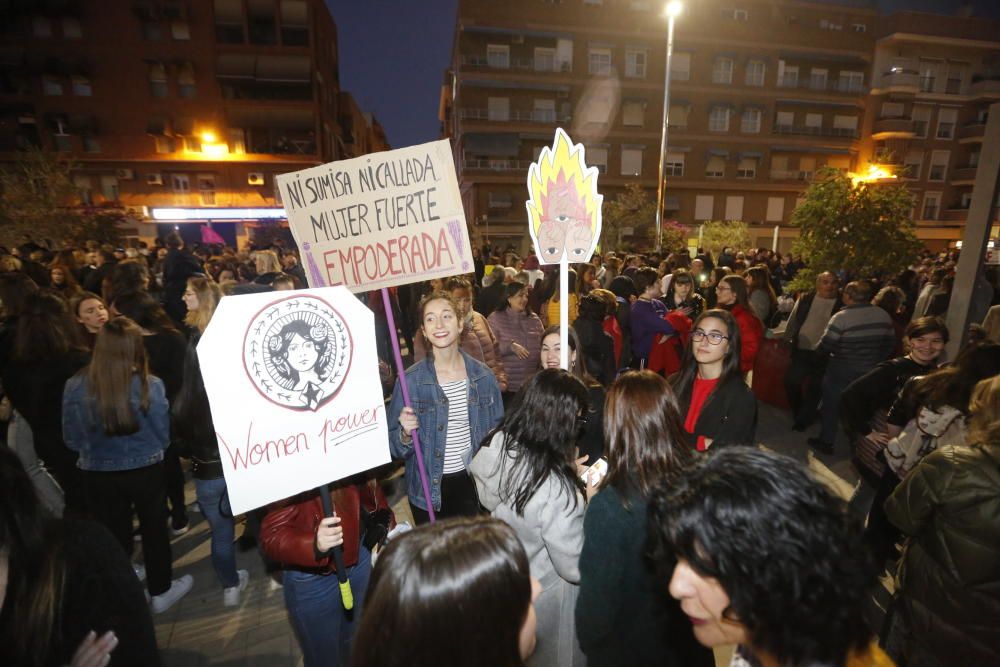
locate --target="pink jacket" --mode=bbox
[487,308,543,393]
[414,311,509,392]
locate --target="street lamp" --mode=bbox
[655,0,683,252]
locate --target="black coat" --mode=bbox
[574,318,616,387]
[675,376,757,447]
[161,248,203,325]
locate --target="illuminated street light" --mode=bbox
[849,163,899,185]
[655,1,683,252]
[201,131,218,144]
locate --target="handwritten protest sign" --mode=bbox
[197,287,391,515]
[276,140,473,292]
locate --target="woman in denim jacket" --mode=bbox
[388,291,504,524]
[63,317,193,614]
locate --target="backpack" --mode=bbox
[884,405,966,478]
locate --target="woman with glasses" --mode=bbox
[670,309,757,450]
[712,275,763,374]
[470,369,598,666]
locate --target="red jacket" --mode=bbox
[730,304,764,374]
[648,311,692,377]
[260,482,392,574]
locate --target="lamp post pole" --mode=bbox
[655,4,681,253]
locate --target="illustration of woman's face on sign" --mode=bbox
[270,321,329,386]
[286,333,319,373]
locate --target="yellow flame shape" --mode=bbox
[526,128,602,240]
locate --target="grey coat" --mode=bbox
[470,432,586,667]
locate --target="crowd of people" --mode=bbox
[0,233,998,667]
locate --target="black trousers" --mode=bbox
[410,470,482,525]
[783,348,826,426]
[85,462,174,596]
[163,444,187,526]
[863,467,903,565]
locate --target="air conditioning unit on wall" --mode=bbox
[115,168,135,180]
[146,173,163,185]
[248,172,265,186]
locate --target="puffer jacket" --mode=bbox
[885,444,1000,666]
[488,308,544,393]
[414,311,508,391]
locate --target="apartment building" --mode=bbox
[863,11,1000,249]
[0,0,388,246]
[443,0,998,253]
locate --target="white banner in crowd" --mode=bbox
[276,139,474,292]
[197,287,391,515]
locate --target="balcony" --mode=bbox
[951,166,978,185]
[463,159,535,172]
[871,117,915,139]
[874,69,919,95]
[459,55,570,74]
[942,205,970,222]
[770,169,812,181]
[958,122,985,143]
[970,75,1000,98]
[772,125,858,139]
[459,108,563,124]
[775,77,866,94]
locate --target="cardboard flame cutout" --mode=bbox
[526,128,603,265]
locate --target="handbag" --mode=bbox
[359,481,392,551]
[750,339,791,409]
[884,405,965,477]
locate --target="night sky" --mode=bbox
[327,0,999,150]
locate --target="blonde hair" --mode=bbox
[184,277,222,333]
[254,250,282,275]
[968,375,1000,446]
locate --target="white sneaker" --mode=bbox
[150,575,193,614]
[133,563,146,582]
[222,569,250,607]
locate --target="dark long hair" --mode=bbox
[911,342,1000,414]
[351,517,532,667]
[0,272,39,320]
[491,368,588,515]
[86,317,151,435]
[0,447,67,667]
[603,370,693,502]
[541,325,600,388]
[671,309,744,396]
[495,282,533,315]
[719,274,751,310]
[12,292,83,362]
[112,290,179,334]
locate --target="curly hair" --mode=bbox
[647,447,876,666]
[267,319,332,386]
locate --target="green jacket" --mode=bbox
[885,444,1000,665]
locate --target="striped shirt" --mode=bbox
[817,304,895,370]
[441,379,472,474]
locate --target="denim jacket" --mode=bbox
[63,374,170,472]
[387,350,503,511]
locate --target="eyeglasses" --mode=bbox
[691,330,729,345]
[715,286,732,293]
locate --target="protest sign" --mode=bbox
[525,128,603,367]
[197,287,391,515]
[276,140,473,292]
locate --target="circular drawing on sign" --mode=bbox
[243,295,353,412]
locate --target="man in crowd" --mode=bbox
[474,265,507,316]
[82,247,117,294]
[281,250,308,288]
[783,271,842,431]
[809,280,895,454]
[161,232,203,325]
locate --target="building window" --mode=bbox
[705,155,726,178]
[969,150,980,167]
[621,147,643,176]
[851,23,866,32]
[183,136,202,152]
[881,102,904,119]
[766,196,784,222]
[936,108,957,139]
[725,196,744,220]
[148,62,167,98]
[488,97,509,121]
[838,71,864,93]
[625,49,647,78]
[171,21,191,40]
[928,151,950,181]
[695,194,714,220]
[83,135,101,153]
[42,76,64,96]
[740,108,761,133]
[665,152,685,176]
[745,60,765,86]
[799,157,816,180]
[63,17,82,38]
[171,174,191,193]
[488,192,513,208]
[771,155,789,178]
[533,99,556,122]
[154,136,175,153]
[712,58,733,84]
[100,175,119,201]
[725,8,749,21]
[922,192,940,220]
[809,68,828,91]
[32,16,53,37]
[671,52,691,81]
[198,174,216,205]
[778,64,798,87]
[535,47,556,72]
[819,19,843,31]
[709,107,730,132]
[53,134,73,151]
[141,21,162,40]
[589,48,612,76]
[911,106,931,137]
[587,147,608,174]
[487,44,510,69]
[833,115,858,136]
[805,113,823,130]
[71,75,92,96]
[622,100,645,127]
[178,62,196,98]
[919,59,941,93]
[736,157,756,178]
[960,191,973,208]
[669,104,688,129]
[74,175,92,205]
[775,110,794,129]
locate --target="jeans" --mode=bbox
[284,546,372,667]
[818,365,866,445]
[85,462,174,596]
[8,411,65,517]
[195,476,238,588]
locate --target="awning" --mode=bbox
[667,145,692,152]
[740,151,763,158]
[707,148,730,157]
[776,98,859,108]
[464,133,520,157]
[771,145,852,155]
[779,51,869,66]
[216,53,255,79]
[256,55,310,83]
[710,101,736,109]
[173,116,195,135]
[146,117,169,136]
[622,143,647,150]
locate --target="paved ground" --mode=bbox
[153,401,862,666]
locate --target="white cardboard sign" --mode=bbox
[276,139,474,292]
[197,287,391,514]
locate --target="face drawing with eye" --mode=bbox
[538,181,590,263]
